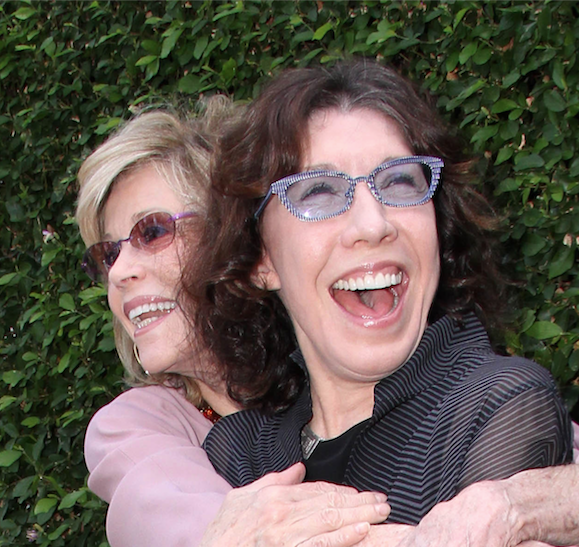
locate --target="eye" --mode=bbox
[141,222,171,243]
[375,164,429,200]
[101,243,120,269]
[288,175,347,203]
[300,181,339,200]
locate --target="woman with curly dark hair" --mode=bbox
[184,59,572,527]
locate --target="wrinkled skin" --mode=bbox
[199,464,391,547]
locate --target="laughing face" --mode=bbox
[103,165,193,376]
[258,108,440,423]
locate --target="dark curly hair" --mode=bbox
[182,59,506,413]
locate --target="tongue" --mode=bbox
[333,288,397,318]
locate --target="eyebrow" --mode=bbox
[303,156,407,173]
[101,209,158,241]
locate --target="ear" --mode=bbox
[252,249,281,291]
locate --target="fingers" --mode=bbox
[242,463,307,491]
[298,522,371,547]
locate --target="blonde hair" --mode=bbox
[76,100,229,406]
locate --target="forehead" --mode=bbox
[303,108,412,175]
[102,165,186,237]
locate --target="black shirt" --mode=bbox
[303,419,370,483]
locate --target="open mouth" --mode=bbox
[331,271,402,319]
[128,301,177,330]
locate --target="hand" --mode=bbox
[357,524,413,546]
[392,481,520,547]
[199,463,391,547]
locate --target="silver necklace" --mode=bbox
[300,423,326,460]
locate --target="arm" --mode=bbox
[85,385,232,547]
[85,385,391,547]
[382,464,579,547]
[360,419,579,547]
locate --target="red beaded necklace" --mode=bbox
[200,404,221,424]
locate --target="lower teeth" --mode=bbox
[137,317,158,329]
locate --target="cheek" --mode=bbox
[154,247,184,289]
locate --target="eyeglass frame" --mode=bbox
[254,155,444,222]
[81,211,196,283]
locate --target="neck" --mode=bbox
[308,378,375,439]
[198,382,241,417]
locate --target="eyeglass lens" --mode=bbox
[82,212,177,282]
[286,161,433,219]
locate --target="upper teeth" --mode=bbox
[129,301,176,321]
[333,272,402,291]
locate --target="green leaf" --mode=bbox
[525,321,563,340]
[495,147,513,165]
[59,293,75,311]
[543,89,566,112]
[459,42,477,65]
[34,497,58,515]
[161,28,183,59]
[57,352,72,374]
[0,450,22,467]
[178,74,202,94]
[193,36,209,60]
[135,55,158,67]
[521,234,546,257]
[503,70,521,87]
[313,22,333,41]
[513,154,545,171]
[13,7,37,20]
[470,125,498,144]
[0,272,18,285]
[0,396,17,411]
[552,59,567,90]
[2,370,25,387]
[48,524,70,541]
[58,489,87,510]
[21,417,40,428]
[548,246,575,279]
[491,99,519,114]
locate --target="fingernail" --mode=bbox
[374,493,387,503]
[355,522,370,534]
[377,503,390,516]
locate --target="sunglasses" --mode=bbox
[254,156,444,222]
[81,211,196,283]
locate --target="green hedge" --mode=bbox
[1,1,578,545]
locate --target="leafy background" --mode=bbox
[1,1,577,545]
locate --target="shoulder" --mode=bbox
[85,385,211,472]
[458,353,557,395]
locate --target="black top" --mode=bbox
[204,314,572,524]
[304,419,370,483]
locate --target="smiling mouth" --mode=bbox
[128,301,177,330]
[331,271,402,318]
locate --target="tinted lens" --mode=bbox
[286,174,350,219]
[81,212,177,282]
[82,241,120,282]
[131,212,175,250]
[373,161,431,205]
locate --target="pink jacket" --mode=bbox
[86,385,579,547]
[84,385,231,547]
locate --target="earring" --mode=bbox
[133,343,149,375]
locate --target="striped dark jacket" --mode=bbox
[204,314,572,524]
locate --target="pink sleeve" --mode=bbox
[573,421,579,464]
[84,385,232,547]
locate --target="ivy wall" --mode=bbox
[1,1,578,545]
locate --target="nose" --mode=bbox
[107,242,147,287]
[340,181,397,248]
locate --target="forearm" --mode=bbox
[503,464,579,546]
